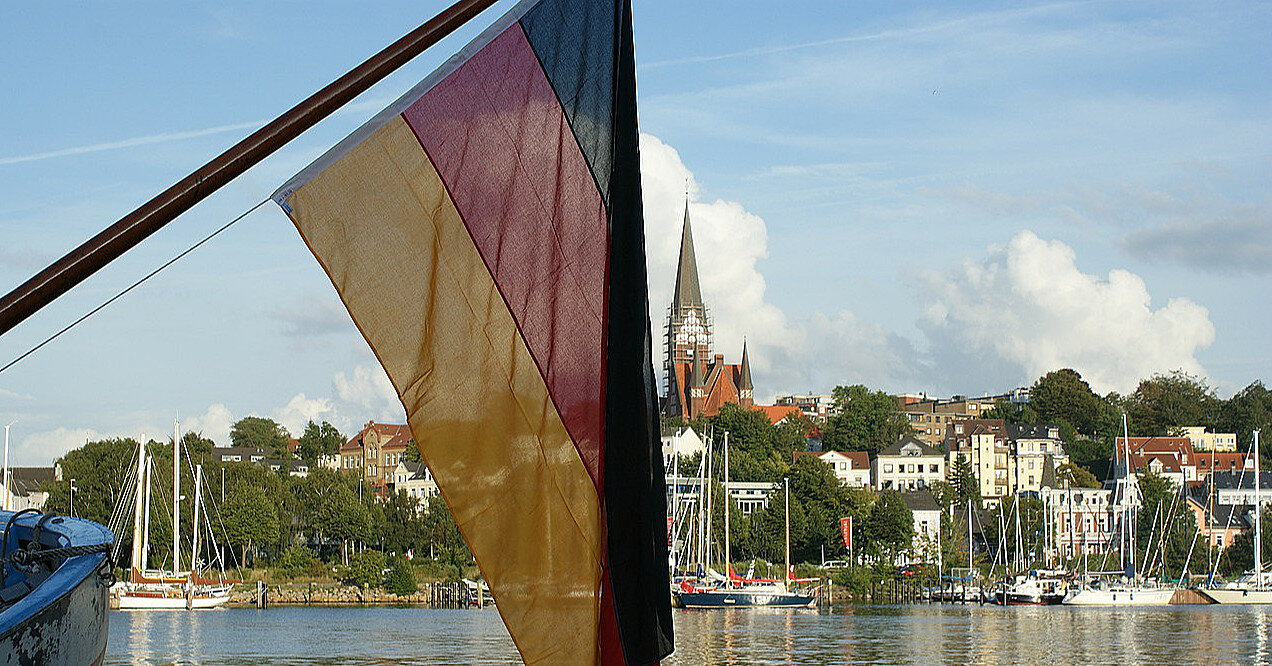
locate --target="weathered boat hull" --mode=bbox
[0,511,113,665]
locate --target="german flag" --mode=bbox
[272,0,672,663]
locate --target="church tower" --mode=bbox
[739,339,754,408]
[664,201,712,417]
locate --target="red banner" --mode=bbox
[667,517,674,546]
[840,517,852,551]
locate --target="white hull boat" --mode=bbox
[1062,585,1173,606]
[111,581,232,610]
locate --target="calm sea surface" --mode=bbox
[106,604,1272,664]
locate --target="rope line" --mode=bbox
[0,199,269,376]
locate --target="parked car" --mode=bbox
[821,560,848,569]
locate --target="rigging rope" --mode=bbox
[0,199,269,376]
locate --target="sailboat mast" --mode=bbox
[1255,429,1262,590]
[173,418,180,574]
[129,436,147,582]
[671,433,679,572]
[967,499,973,572]
[723,431,730,581]
[141,453,153,573]
[191,464,203,582]
[784,477,791,586]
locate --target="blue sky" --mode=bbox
[1,1,1269,464]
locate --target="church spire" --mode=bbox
[672,200,703,312]
[739,339,753,391]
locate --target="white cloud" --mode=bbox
[333,364,402,424]
[271,394,334,438]
[16,427,99,466]
[639,133,921,398]
[920,230,1215,394]
[184,403,234,447]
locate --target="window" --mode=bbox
[883,464,894,473]
[929,464,939,473]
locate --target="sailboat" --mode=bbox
[1204,429,1272,604]
[674,432,816,608]
[109,425,232,610]
[1062,414,1174,605]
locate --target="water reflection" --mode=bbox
[667,605,1272,665]
[107,604,1272,664]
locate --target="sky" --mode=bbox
[1,1,1269,465]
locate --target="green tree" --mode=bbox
[345,550,387,588]
[1134,470,1197,579]
[230,416,291,458]
[1218,507,1272,579]
[862,489,913,562]
[1126,371,1220,436]
[221,485,280,566]
[1219,381,1272,456]
[949,455,981,507]
[822,385,912,455]
[315,483,372,564]
[1056,463,1101,488]
[385,556,419,595]
[1031,369,1108,438]
[277,544,319,578]
[982,400,1039,425]
[296,421,344,463]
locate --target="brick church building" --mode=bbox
[662,203,756,420]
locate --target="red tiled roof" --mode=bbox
[756,404,801,425]
[342,421,412,452]
[1195,452,1254,472]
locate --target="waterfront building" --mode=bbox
[1116,436,1198,487]
[1184,494,1250,550]
[665,476,772,515]
[1195,451,1255,476]
[1008,423,1068,494]
[1041,487,1116,559]
[773,393,834,418]
[947,420,1068,505]
[946,419,1011,501]
[901,490,942,564]
[1,466,56,512]
[896,390,1027,450]
[390,461,439,505]
[1209,471,1272,507]
[661,426,706,470]
[874,438,945,492]
[795,450,871,487]
[1181,426,1238,453]
[214,447,308,477]
[340,421,413,496]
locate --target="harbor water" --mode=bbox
[105,604,1272,664]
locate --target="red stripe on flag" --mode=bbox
[402,24,607,491]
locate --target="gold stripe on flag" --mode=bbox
[282,116,602,664]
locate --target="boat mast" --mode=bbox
[191,464,203,582]
[723,431,730,582]
[130,436,147,582]
[173,417,181,574]
[784,477,791,587]
[967,498,973,574]
[671,431,679,573]
[1255,429,1262,590]
[141,452,153,573]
